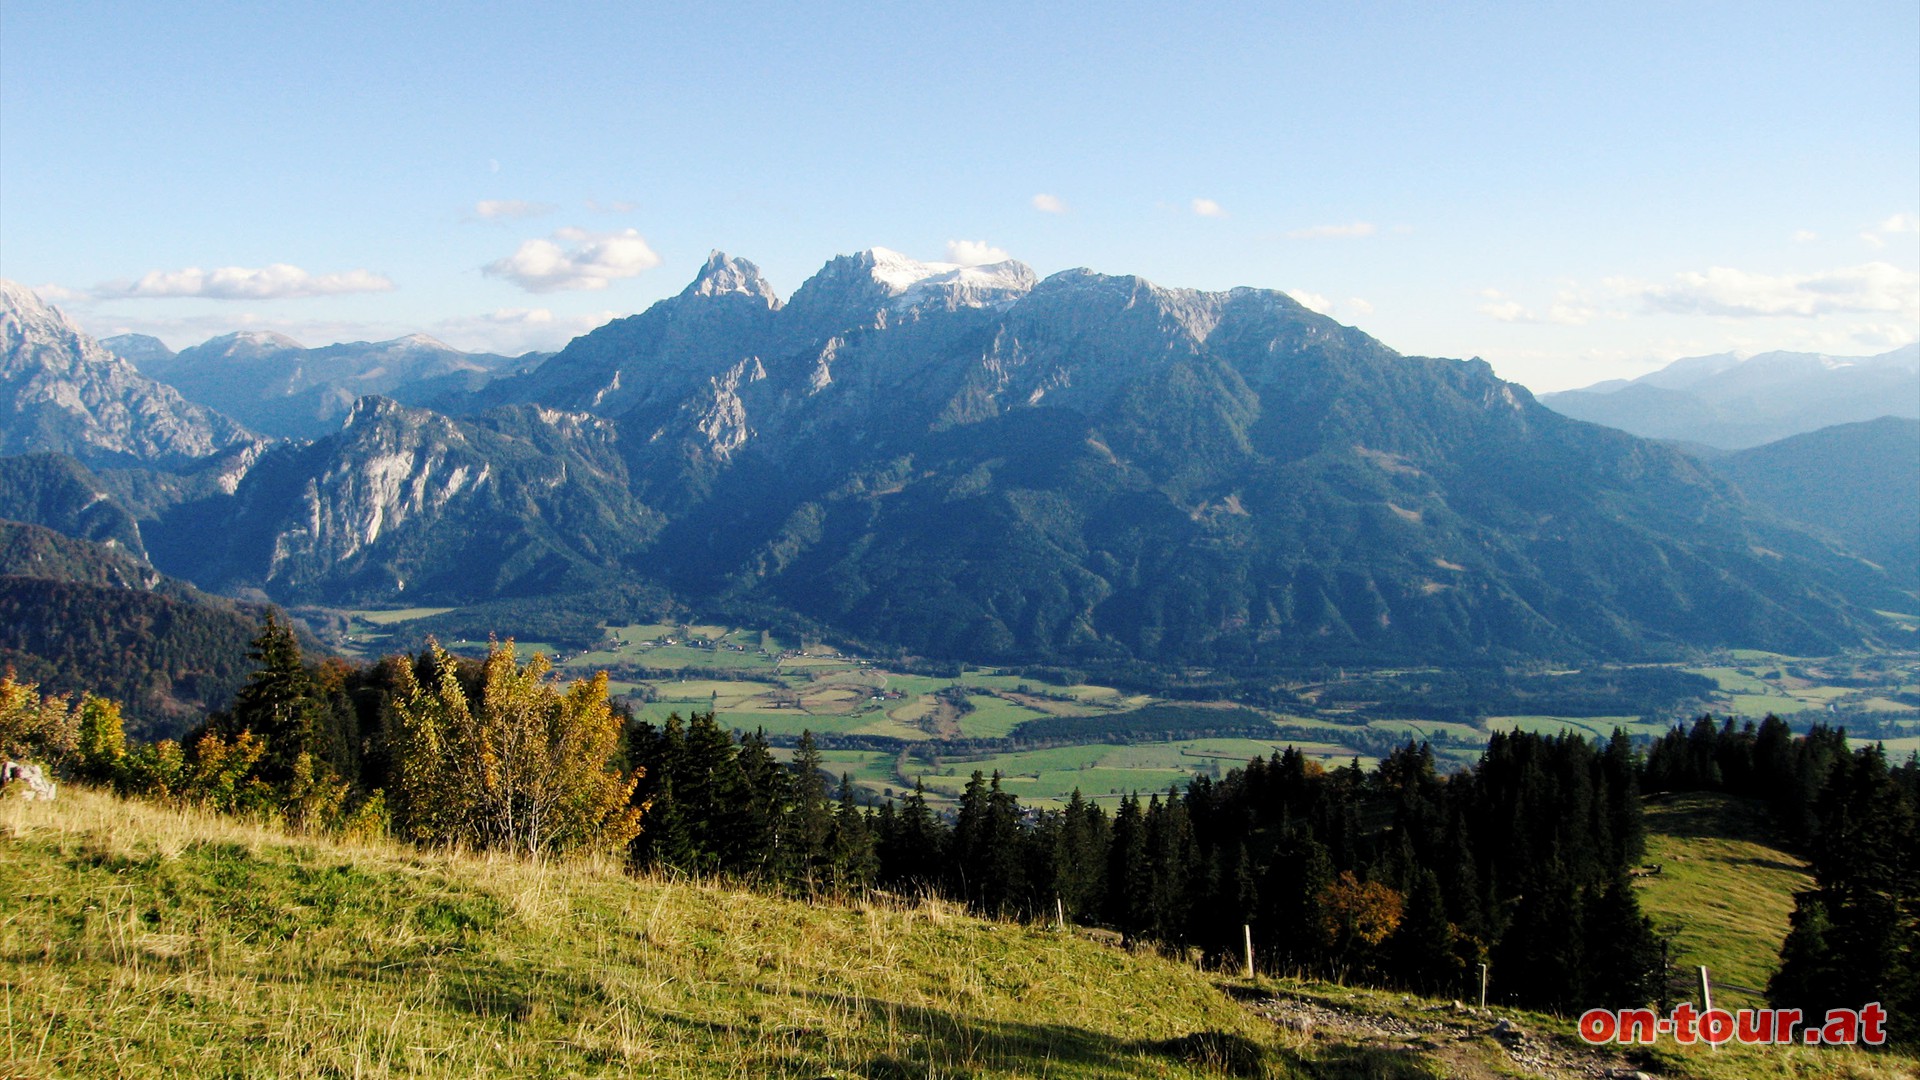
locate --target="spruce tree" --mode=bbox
[1052,789,1108,921]
[948,770,992,907]
[1105,794,1150,943]
[1583,872,1663,1008]
[221,613,325,783]
[678,712,748,872]
[1388,867,1461,995]
[880,780,947,894]
[980,772,1026,916]
[733,728,789,878]
[827,774,877,891]
[786,731,835,890]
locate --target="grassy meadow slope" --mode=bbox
[1637,792,1812,1008]
[3,787,1913,1079]
[1,787,1294,1079]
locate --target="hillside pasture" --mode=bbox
[0,788,1295,1079]
[1636,792,1810,1008]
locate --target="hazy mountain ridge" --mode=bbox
[110,328,543,439]
[1541,344,1920,449]
[1705,416,1920,589]
[0,280,260,468]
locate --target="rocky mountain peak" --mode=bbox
[189,330,306,360]
[340,394,421,430]
[389,332,454,351]
[860,248,1037,311]
[777,248,1036,345]
[101,333,178,368]
[1,281,259,468]
[684,251,781,308]
[0,278,82,343]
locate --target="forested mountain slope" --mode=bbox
[0,519,285,739]
[1707,417,1920,589]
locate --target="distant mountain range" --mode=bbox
[1704,416,1920,590]
[0,280,259,468]
[103,329,544,439]
[1540,344,1919,449]
[1,263,1911,673]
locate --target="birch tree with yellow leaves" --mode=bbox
[388,640,642,858]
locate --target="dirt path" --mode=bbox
[1245,991,1660,1080]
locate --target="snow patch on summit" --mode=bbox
[861,248,1036,311]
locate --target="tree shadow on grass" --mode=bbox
[781,986,1301,1079]
[1643,793,1789,846]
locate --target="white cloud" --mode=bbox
[1476,285,1600,325]
[1345,297,1374,317]
[1792,229,1819,243]
[31,282,86,303]
[483,227,661,292]
[473,199,557,221]
[1286,221,1376,240]
[1859,213,1918,249]
[1286,290,1333,315]
[1191,198,1225,218]
[1619,262,1920,318]
[1031,193,1067,215]
[101,264,395,300]
[434,307,619,354]
[945,240,1011,266]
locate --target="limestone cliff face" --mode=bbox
[151,396,659,601]
[0,280,259,468]
[269,398,487,581]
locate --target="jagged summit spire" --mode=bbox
[684,251,781,308]
[0,279,82,340]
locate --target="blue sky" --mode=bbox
[2,2,1915,390]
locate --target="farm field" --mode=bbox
[802,736,1373,809]
[1688,653,1920,720]
[327,606,1920,813]
[1484,714,1660,738]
